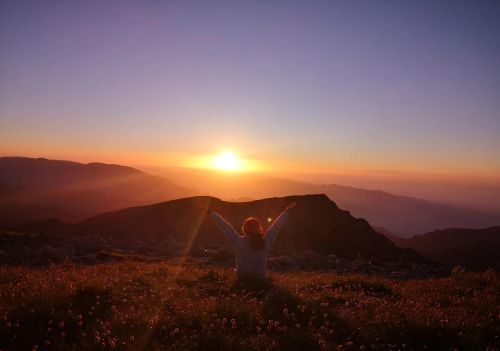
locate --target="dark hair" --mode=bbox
[242,217,266,250]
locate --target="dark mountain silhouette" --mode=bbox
[0,157,196,222]
[66,194,421,262]
[383,227,500,270]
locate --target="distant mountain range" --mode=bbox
[0,157,196,223]
[381,226,500,270]
[1,156,499,236]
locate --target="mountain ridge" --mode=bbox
[53,193,423,264]
[1,156,499,236]
[146,165,500,236]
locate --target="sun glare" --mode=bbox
[211,151,242,171]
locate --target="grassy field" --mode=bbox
[0,261,498,351]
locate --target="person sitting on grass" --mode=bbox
[208,202,295,278]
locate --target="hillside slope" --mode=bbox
[68,194,418,262]
[384,226,500,270]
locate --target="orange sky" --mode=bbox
[2,140,499,187]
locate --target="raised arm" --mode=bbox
[210,211,241,246]
[266,202,295,247]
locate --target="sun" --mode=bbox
[211,151,242,171]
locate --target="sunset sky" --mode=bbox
[1,1,500,182]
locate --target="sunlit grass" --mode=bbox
[0,262,498,350]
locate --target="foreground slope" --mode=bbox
[0,261,498,350]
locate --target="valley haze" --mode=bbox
[1,156,499,237]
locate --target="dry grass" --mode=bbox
[0,261,498,350]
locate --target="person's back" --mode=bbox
[233,236,269,277]
[209,202,295,278]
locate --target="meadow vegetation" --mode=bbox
[0,261,498,350]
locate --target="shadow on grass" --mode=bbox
[0,286,112,351]
[388,317,500,350]
[231,273,274,295]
